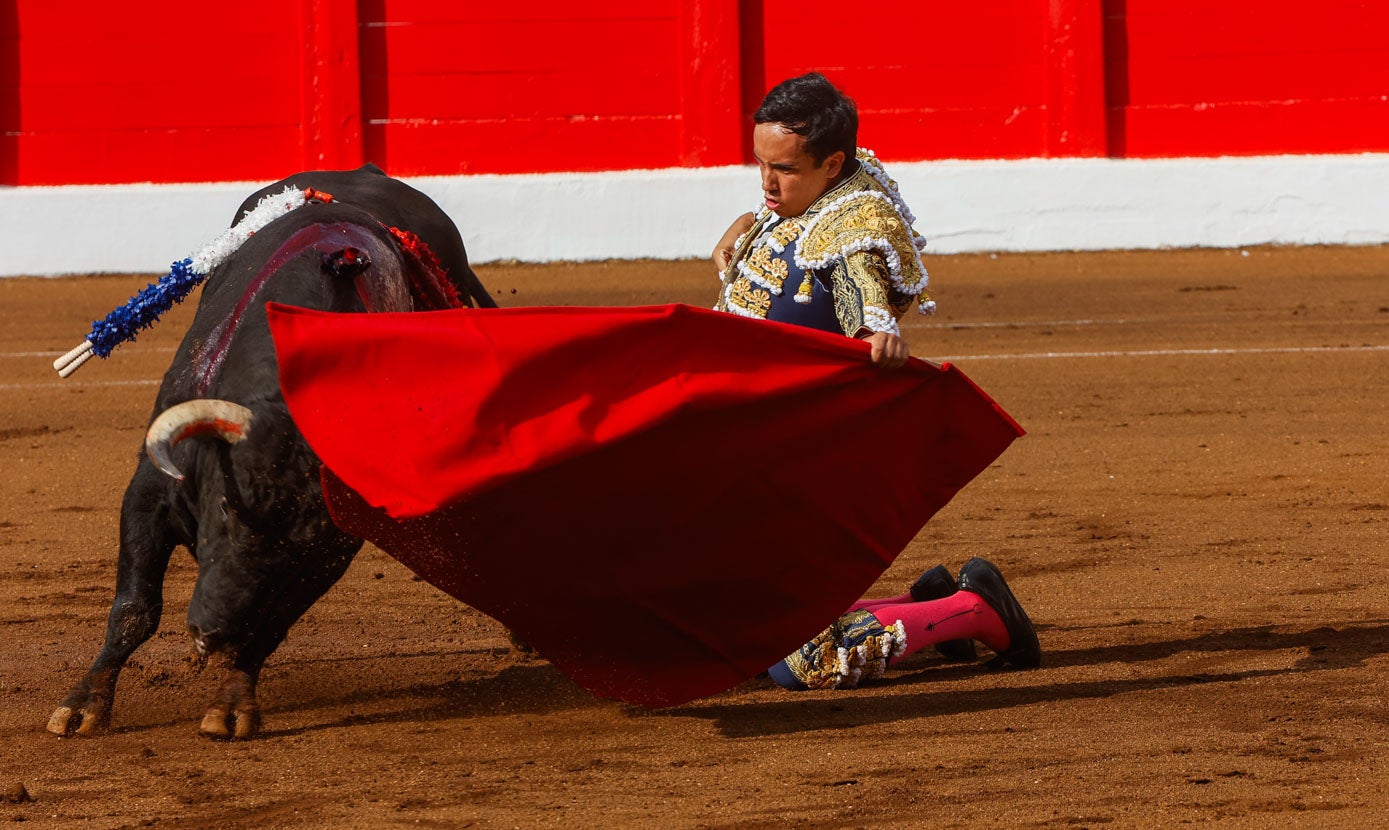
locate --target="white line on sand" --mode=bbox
[937,344,1389,361]
[935,318,1138,329]
[1,347,177,359]
[0,379,160,390]
[3,345,1382,391]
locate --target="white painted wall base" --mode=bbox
[2,154,1386,277]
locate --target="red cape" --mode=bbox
[267,302,1023,706]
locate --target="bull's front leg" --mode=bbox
[48,466,178,736]
[195,534,359,740]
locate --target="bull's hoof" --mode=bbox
[47,672,116,736]
[198,704,261,740]
[198,670,262,740]
[46,704,110,737]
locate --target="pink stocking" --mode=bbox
[847,592,913,613]
[871,591,1010,661]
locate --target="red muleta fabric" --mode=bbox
[266,302,1024,706]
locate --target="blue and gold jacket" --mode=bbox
[716,149,935,337]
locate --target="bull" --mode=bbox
[47,164,494,739]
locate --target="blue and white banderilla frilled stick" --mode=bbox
[52,185,324,378]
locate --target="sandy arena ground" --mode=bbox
[2,247,1387,828]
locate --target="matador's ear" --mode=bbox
[822,149,847,179]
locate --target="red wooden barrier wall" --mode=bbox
[1,1,332,185]
[2,0,1386,185]
[360,0,686,174]
[1106,0,1389,157]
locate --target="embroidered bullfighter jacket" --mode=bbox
[716,149,935,337]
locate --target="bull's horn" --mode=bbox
[144,400,254,481]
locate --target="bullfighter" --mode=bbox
[711,73,1042,690]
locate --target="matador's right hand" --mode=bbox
[713,212,757,272]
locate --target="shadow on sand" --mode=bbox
[667,621,1389,738]
[101,621,1389,740]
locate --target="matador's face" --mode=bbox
[752,123,845,219]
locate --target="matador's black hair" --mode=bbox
[754,73,858,166]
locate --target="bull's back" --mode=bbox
[234,164,472,293]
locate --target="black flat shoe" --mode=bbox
[956,557,1041,669]
[909,564,978,663]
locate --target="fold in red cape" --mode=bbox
[267,302,1023,706]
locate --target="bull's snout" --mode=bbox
[187,622,223,658]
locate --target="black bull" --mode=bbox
[48,164,495,739]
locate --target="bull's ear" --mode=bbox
[325,247,372,278]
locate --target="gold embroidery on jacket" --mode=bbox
[727,276,771,317]
[846,250,909,313]
[770,219,803,250]
[798,192,922,289]
[830,261,863,335]
[744,245,789,292]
